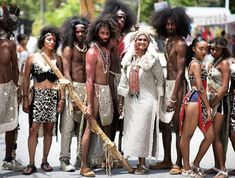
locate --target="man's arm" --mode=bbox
[11,42,19,86]
[62,47,72,80]
[86,48,97,114]
[22,56,32,113]
[170,40,187,101]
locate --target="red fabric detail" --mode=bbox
[179,90,212,136]
[129,65,139,96]
[118,40,125,58]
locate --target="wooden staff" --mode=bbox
[41,52,133,173]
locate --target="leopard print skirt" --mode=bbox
[29,88,58,127]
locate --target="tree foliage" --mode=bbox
[1,0,234,34]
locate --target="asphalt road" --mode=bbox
[0,106,235,178]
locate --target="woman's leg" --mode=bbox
[193,124,214,167]
[180,103,199,171]
[42,122,54,162]
[212,113,226,171]
[28,123,40,165]
[230,131,235,151]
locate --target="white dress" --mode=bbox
[118,47,164,158]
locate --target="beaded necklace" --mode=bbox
[94,42,110,74]
[164,36,178,62]
[74,42,87,53]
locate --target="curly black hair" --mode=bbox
[0,3,20,37]
[86,15,117,45]
[209,37,231,59]
[151,7,192,38]
[38,26,61,51]
[60,16,89,51]
[16,33,28,43]
[101,0,136,34]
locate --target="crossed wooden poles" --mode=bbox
[41,52,133,173]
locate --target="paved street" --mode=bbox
[0,106,235,178]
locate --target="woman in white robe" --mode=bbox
[118,31,164,174]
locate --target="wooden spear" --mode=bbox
[41,52,133,173]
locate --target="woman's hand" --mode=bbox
[23,97,29,113]
[57,99,65,113]
[207,107,212,122]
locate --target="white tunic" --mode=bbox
[118,48,164,158]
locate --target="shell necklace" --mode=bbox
[94,42,110,74]
[74,42,87,53]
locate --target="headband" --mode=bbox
[209,43,227,48]
[116,9,126,16]
[43,32,56,39]
[75,24,85,28]
[133,31,151,42]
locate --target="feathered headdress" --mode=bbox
[0,2,20,32]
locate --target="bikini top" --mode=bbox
[188,58,207,89]
[31,52,58,83]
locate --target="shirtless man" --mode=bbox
[150,7,192,174]
[80,16,116,177]
[101,0,136,142]
[0,23,24,171]
[59,16,89,172]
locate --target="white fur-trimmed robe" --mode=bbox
[118,45,164,158]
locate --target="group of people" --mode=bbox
[1,1,235,178]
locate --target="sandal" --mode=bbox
[22,164,37,175]
[204,167,220,174]
[80,167,95,177]
[170,165,182,175]
[190,163,206,177]
[182,169,196,177]
[229,169,235,176]
[214,170,228,178]
[41,161,53,172]
[134,164,148,175]
[149,161,173,170]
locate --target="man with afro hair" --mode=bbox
[150,6,192,175]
